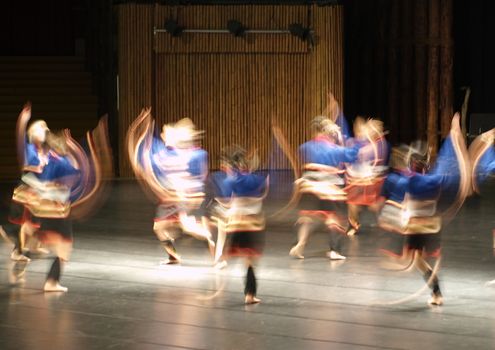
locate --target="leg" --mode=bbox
[154,222,181,264]
[290,219,313,259]
[38,218,72,292]
[25,234,50,256]
[160,239,181,264]
[214,226,228,269]
[244,257,260,304]
[44,257,68,292]
[5,203,32,260]
[18,225,26,253]
[9,260,28,285]
[414,251,442,305]
[327,229,346,260]
[179,212,215,255]
[202,216,216,258]
[3,223,30,262]
[347,204,361,236]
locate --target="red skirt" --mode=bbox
[346,179,385,206]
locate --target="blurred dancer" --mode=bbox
[469,128,495,194]
[378,115,469,305]
[1,107,47,263]
[212,145,268,304]
[1,105,111,291]
[201,157,236,269]
[289,116,359,260]
[469,129,495,286]
[345,118,389,236]
[127,111,214,264]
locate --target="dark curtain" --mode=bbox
[343,0,454,148]
[454,0,495,114]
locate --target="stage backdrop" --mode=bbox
[117,3,343,176]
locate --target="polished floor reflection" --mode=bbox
[1,181,495,350]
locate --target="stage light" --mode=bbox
[165,19,184,37]
[289,23,306,39]
[227,20,247,37]
[289,23,315,46]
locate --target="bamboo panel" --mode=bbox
[118,4,343,175]
[117,4,153,176]
[439,0,454,137]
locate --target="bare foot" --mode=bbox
[346,228,357,236]
[160,257,181,265]
[245,295,261,304]
[10,250,31,262]
[428,293,443,306]
[163,245,181,262]
[214,260,228,270]
[208,239,216,257]
[289,245,304,259]
[326,250,346,260]
[44,282,68,292]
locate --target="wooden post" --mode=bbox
[439,0,454,137]
[414,0,428,141]
[427,0,440,153]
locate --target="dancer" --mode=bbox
[345,117,389,236]
[378,115,470,305]
[468,128,495,195]
[201,158,235,269]
[212,145,268,304]
[1,106,46,264]
[289,116,359,260]
[127,110,214,264]
[2,105,112,291]
[468,128,495,286]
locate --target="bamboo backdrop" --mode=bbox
[117,4,343,176]
[118,4,153,177]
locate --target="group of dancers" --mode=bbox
[1,95,495,306]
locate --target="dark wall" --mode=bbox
[343,0,493,145]
[0,0,119,173]
[343,0,390,130]
[454,0,495,113]
[0,0,78,55]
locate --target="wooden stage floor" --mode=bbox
[1,181,495,349]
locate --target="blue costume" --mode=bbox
[379,136,460,258]
[376,136,463,306]
[471,141,495,193]
[142,136,208,225]
[476,147,495,185]
[211,167,268,301]
[9,142,80,233]
[289,135,359,259]
[297,136,359,231]
[134,129,212,264]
